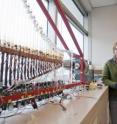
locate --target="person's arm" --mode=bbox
[102,63,116,86]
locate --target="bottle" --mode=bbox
[88,61,94,81]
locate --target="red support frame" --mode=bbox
[36,0,68,50]
[54,0,83,57]
[0,0,86,106]
[54,0,85,82]
[36,0,80,59]
[0,82,82,105]
[36,0,85,82]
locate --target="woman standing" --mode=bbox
[103,42,117,124]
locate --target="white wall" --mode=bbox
[91,5,117,69]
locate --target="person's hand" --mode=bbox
[110,83,117,89]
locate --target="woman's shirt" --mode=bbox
[103,58,117,96]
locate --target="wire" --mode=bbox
[49,100,66,111]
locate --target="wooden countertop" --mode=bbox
[1,86,108,124]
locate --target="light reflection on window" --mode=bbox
[57,13,83,55]
[61,0,83,26]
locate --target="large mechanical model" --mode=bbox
[0,0,86,117]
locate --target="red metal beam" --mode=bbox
[54,0,85,82]
[36,0,85,82]
[36,0,81,59]
[54,0,83,57]
[0,82,83,105]
[73,53,80,58]
[36,0,69,51]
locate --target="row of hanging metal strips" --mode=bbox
[0,0,60,87]
[0,49,47,87]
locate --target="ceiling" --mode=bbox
[79,0,117,12]
[90,0,117,8]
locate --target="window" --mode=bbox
[33,0,48,34]
[57,13,83,55]
[56,0,89,60]
[0,0,48,49]
[70,23,84,52]
[60,0,84,26]
[84,35,88,60]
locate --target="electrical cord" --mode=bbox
[49,100,66,111]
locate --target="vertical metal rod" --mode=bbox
[13,55,17,81]
[22,57,26,81]
[17,54,21,81]
[19,56,22,81]
[30,58,33,78]
[27,57,30,80]
[4,53,8,86]
[3,52,7,86]
[15,54,18,81]
[35,59,38,76]
[21,56,23,80]
[7,54,11,86]
[29,58,31,79]
[24,57,27,80]
[0,51,4,86]
[11,55,15,85]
